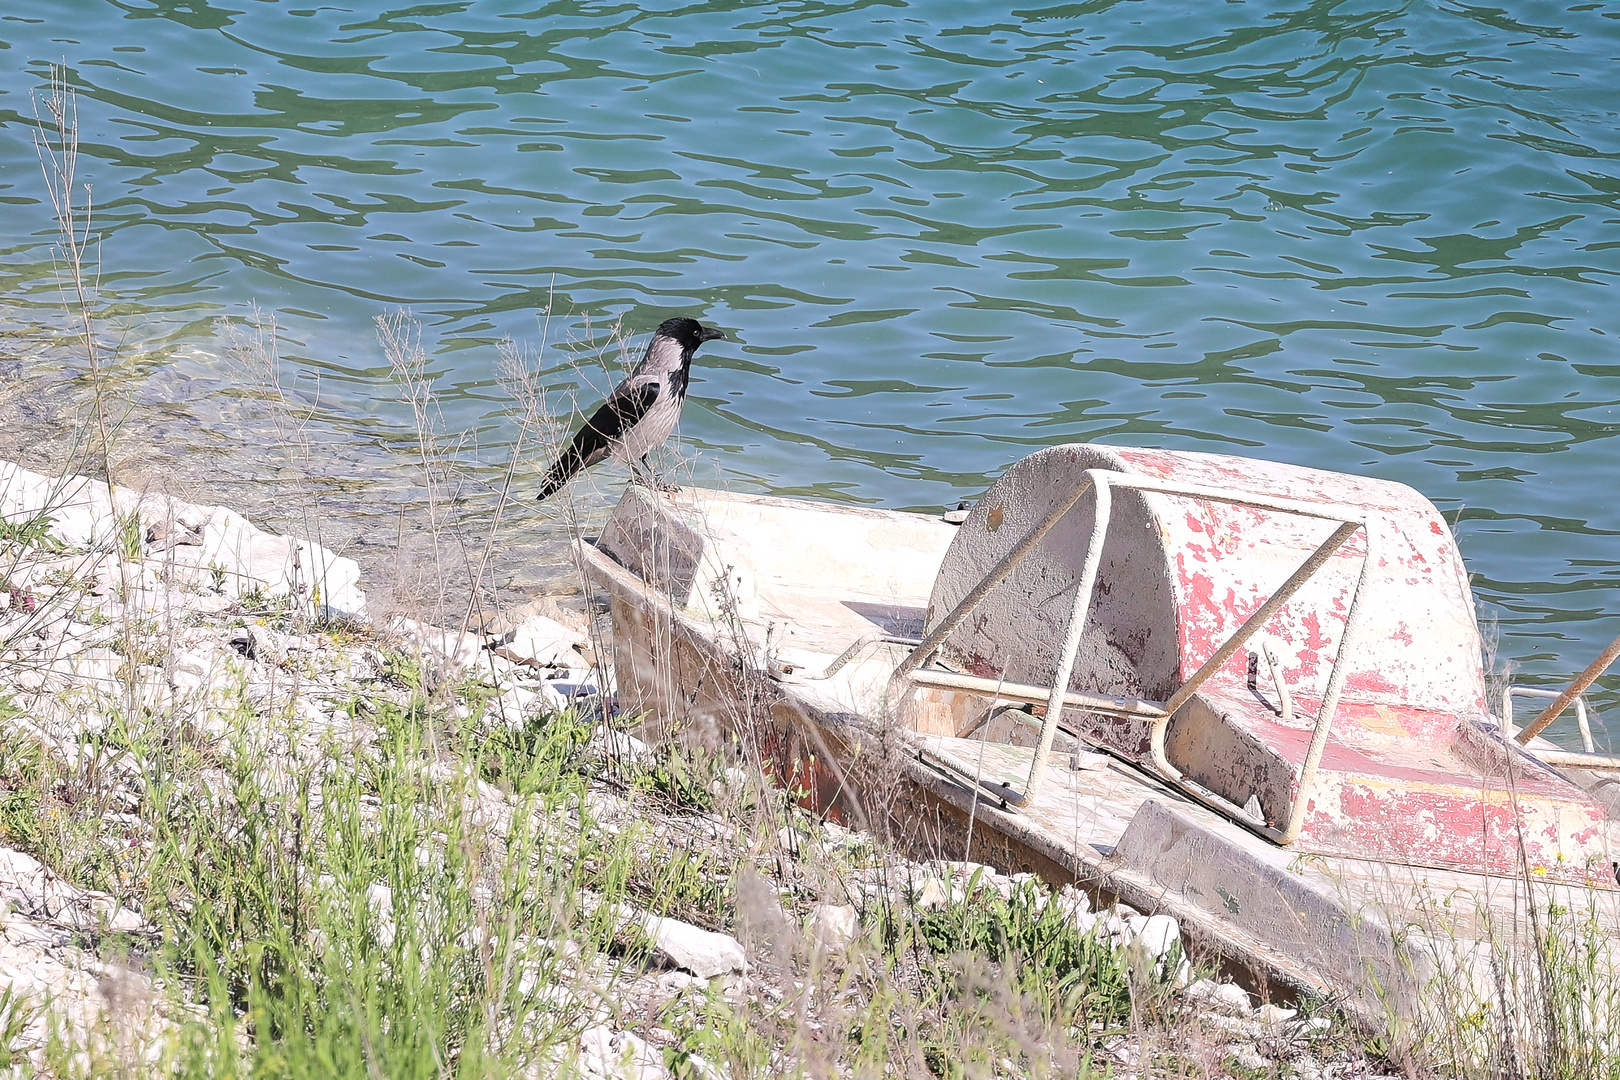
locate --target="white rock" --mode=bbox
[911,874,950,911]
[1097,910,1132,946]
[709,766,751,799]
[1229,1042,1269,1071]
[1132,914,1180,959]
[390,618,484,678]
[577,1026,668,1080]
[1184,978,1252,1014]
[1053,884,1090,921]
[808,904,859,951]
[1257,1003,1298,1027]
[367,882,395,947]
[492,614,586,668]
[539,672,602,714]
[592,726,652,764]
[642,915,746,978]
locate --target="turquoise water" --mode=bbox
[0,1,1616,730]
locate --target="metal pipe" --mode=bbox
[1278,520,1377,845]
[1025,478,1112,804]
[1528,748,1620,773]
[889,476,1097,687]
[1516,627,1620,744]
[1151,519,1364,780]
[1262,642,1294,725]
[906,668,1167,720]
[783,633,921,681]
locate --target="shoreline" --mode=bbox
[0,457,1404,1075]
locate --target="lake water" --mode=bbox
[0,0,1616,735]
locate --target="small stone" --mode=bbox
[577,1026,668,1080]
[711,766,750,796]
[1185,978,1252,1014]
[592,726,652,763]
[808,904,859,951]
[654,970,700,996]
[911,875,949,911]
[1053,884,1091,921]
[1257,1003,1298,1027]
[491,614,587,668]
[1131,914,1180,959]
[1229,1042,1269,1071]
[390,618,483,677]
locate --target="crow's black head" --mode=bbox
[656,316,726,354]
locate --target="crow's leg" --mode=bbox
[635,453,681,493]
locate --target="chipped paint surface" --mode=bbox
[928,443,1610,883]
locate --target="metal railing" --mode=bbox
[890,467,1376,846]
[1499,685,1620,772]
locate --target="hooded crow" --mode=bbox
[536,315,726,503]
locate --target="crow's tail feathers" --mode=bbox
[535,447,584,503]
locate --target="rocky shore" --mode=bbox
[0,458,1396,1078]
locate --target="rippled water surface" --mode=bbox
[1,1,1617,731]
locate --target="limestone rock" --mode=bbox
[1229,1042,1269,1071]
[577,1026,668,1080]
[592,726,652,764]
[1256,1003,1297,1027]
[390,618,484,679]
[490,613,587,668]
[1184,978,1252,1014]
[642,914,746,978]
[808,904,860,952]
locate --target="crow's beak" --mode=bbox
[700,327,726,343]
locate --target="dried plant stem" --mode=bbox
[31,65,112,482]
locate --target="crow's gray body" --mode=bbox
[536,316,725,503]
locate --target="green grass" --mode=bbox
[0,512,63,551]
[124,689,635,1077]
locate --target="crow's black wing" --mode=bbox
[536,381,661,502]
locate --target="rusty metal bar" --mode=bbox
[1157,519,1363,725]
[1278,521,1376,844]
[889,476,1097,688]
[1515,627,1620,745]
[1500,685,1596,751]
[1024,478,1112,804]
[906,668,1167,720]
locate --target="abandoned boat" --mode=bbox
[577,442,1620,1029]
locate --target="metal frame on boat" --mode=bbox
[890,467,1376,849]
